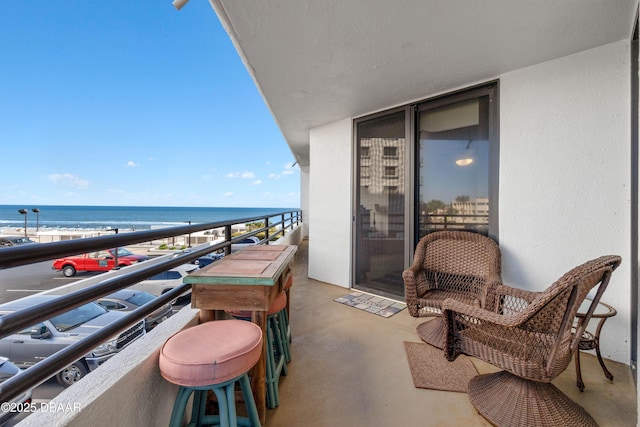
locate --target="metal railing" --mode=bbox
[0,209,302,403]
[421,213,489,234]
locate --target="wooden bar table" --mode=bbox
[184,245,297,423]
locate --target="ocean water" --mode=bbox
[0,205,294,231]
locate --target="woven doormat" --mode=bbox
[333,292,406,318]
[403,341,477,393]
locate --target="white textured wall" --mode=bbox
[300,169,310,238]
[308,118,352,287]
[500,40,631,363]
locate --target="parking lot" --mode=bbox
[0,260,185,425]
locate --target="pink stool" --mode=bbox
[227,292,289,408]
[159,319,262,427]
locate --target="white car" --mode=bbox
[231,236,261,252]
[130,264,199,298]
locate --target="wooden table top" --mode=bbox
[183,245,297,286]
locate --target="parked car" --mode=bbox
[0,357,33,426]
[52,248,149,277]
[0,235,37,247]
[96,289,173,331]
[231,236,261,252]
[129,264,199,301]
[191,252,224,267]
[0,295,146,387]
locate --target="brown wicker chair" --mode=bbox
[443,255,621,427]
[402,230,502,348]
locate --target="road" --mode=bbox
[0,261,96,305]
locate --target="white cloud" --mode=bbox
[251,180,262,186]
[223,192,234,197]
[269,173,280,179]
[281,162,297,175]
[125,161,140,167]
[227,171,256,179]
[48,173,90,189]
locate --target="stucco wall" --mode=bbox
[300,169,310,238]
[499,40,631,363]
[308,118,353,287]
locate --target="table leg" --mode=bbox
[198,309,216,323]
[251,311,267,424]
[594,318,614,381]
[574,349,585,392]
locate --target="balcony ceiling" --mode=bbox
[209,0,637,169]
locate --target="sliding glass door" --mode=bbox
[353,83,498,299]
[354,110,407,299]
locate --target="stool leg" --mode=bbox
[191,389,208,425]
[281,305,292,344]
[265,318,281,408]
[239,373,261,427]
[225,381,238,427]
[271,314,288,376]
[212,386,230,427]
[169,387,193,427]
[277,309,291,363]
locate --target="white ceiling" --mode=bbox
[209,0,638,169]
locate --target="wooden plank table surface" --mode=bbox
[183,244,297,423]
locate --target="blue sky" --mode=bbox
[0,2,299,209]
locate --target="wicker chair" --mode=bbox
[443,255,621,427]
[402,230,502,348]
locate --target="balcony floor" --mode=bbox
[269,239,637,426]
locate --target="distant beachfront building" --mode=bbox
[451,197,489,224]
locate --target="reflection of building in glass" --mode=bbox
[359,137,405,239]
[360,138,404,195]
[451,197,489,224]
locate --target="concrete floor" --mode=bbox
[266,239,637,426]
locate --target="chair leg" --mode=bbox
[468,371,598,427]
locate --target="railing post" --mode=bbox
[281,214,286,236]
[224,224,232,255]
[265,216,270,244]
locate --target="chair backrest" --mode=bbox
[509,255,621,378]
[412,230,501,279]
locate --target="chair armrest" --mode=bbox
[442,298,521,328]
[487,283,542,314]
[494,283,541,303]
[442,298,530,361]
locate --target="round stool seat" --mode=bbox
[160,319,262,387]
[227,292,287,319]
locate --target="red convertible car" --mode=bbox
[52,248,149,277]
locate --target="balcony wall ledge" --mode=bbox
[17,306,201,427]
